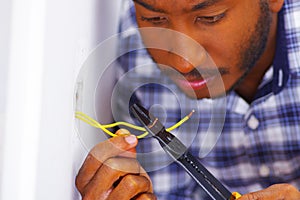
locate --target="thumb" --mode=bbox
[116,129,137,157]
[90,132,138,163]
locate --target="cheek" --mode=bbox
[205,38,240,69]
[147,49,168,63]
[198,26,250,72]
[197,4,258,69]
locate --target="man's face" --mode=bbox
[133,0,272,99]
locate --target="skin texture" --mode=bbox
[238,184,300,200]
[75,130,156,200]
[76,0,300,199]
[134,0,278,101]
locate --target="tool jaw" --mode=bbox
[130,103,187,159]
[130,103,164,135]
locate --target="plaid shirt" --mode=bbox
[112,0,300,199]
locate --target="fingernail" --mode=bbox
[125,135,137,144]
[118,129,130,135]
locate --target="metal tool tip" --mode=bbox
[130,103,152,126]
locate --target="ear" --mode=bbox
[268,0,284,13]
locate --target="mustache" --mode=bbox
[160,66,230,78]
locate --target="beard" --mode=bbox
[141,0,273,99]
[229,0,273,91]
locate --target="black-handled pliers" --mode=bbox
[130,103,241,200]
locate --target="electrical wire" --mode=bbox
[75,110,195,139]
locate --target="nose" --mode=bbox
[168,52,196,74]
[166,29,207,74]
[139,27,208,74]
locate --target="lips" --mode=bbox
[174,74,216,91]
[160,65,227,94]
[177,77,208,90]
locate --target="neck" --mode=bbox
[235,15,278,103]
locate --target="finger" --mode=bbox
[116,129,137,157]
[115,129,131,136]
[75,135,138,193]
[75,154,101,194]
[135,193,157,200]
[91,134,138,162]
[107,174,152,200]
[82,157,141,200]
[239,184,300,200]
[139,165,153,192]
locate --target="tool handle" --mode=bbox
[177,151,233,200]
[157,129,243,200]
[230,192,242,200]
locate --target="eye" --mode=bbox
[141,16,168,25]
[195,13,225,24]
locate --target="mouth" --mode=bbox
[174,74,217,91]
[166,67,226,91]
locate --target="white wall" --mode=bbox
[0,0,12,196]
[0,0,121,199]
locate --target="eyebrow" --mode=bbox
[132,0,166,13]
[133,0,223,13]
[191,0,223,11]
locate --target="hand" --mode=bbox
[239,183,300,200]
[75,129,156,200]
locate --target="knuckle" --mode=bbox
[146,194,157,200]
[75,175,84,194]
[122,175,150,192]
[122,175,140,190]
[242,193,259,200]
[104,157,140,173]
[82,192,92,200]
[75,175,81,189]
[104,157,120,170]
[136,193,157,200]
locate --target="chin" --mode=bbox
[177,87,210,99]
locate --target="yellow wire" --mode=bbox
[75,112,145,138]
[166,110,195,132]
[75,114,116,137]
[75,110,195,139]
[102,122,146,131]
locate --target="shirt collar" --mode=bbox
[254,8,290,100]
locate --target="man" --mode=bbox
[76,0,300,199]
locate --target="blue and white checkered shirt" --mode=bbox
[111,0,300,199]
